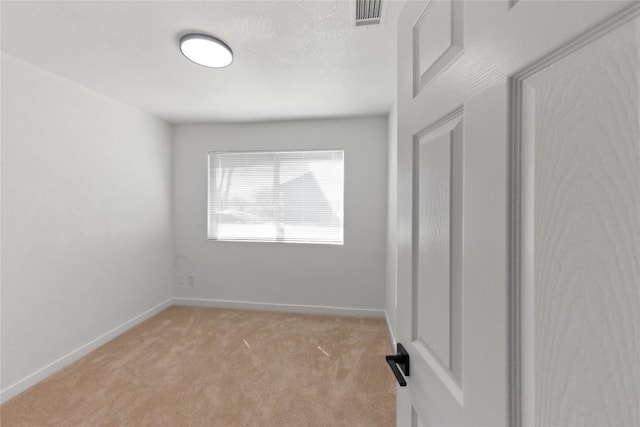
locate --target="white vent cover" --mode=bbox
[354,0,384,27]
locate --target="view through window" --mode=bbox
[208,150,344,244]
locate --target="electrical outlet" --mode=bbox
[187,275,195,286]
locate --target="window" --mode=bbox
[208,150,344,244]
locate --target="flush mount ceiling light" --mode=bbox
[179,33,233,68]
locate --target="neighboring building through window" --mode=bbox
[208,150,344,244]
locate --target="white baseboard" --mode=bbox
[0,298,173,404]
[1,297,383,403]
[173,297,385,318]
[384,310,396,351]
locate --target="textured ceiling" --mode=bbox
[1,1,400,123]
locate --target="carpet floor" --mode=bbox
[1,306,396,426]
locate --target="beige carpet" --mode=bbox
[1,306,395,426]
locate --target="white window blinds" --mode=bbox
[208,150,344,244]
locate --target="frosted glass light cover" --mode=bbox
[179,34,233,68]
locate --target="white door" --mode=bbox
[393,1,639,426]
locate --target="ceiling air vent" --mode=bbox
[354,0,384,27]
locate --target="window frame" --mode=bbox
[207,148,345,245]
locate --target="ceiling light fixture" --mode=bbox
[179,33,233,68]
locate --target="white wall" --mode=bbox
[385,102,398,344]
[173,117,388,314]
[0,54,173,400]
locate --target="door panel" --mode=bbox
[412,408,426,427]
[413,111,464,383]
[413,0,463,95]
[515,15,640,427]
[415,127,452,368]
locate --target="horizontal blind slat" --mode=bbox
[208,150,344,244]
